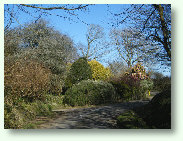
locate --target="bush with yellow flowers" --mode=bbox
[88,60,112,81]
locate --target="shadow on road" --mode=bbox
[39,101,149,129]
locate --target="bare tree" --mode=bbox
[110,4,171,62]
[108,60,126,75]
[110,28,154,68]
[78,24,109,60]
[152,4,171,60]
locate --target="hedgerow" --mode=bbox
[4,58,51,102]
[63,80,118,106]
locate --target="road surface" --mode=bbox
[38,101,149,129]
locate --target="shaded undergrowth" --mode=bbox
[116,87,171,129]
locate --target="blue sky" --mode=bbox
[4,4,171,76]
[4,4,129,63]
[5,4,128,45]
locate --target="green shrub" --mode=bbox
[63,80,117,106]
[117,87,171,129]
[139,79,154,98]
[110,80,131,101]
[4,93,65,129]
[44,94,64,109]
[140,79,154,91]
[88,60,112,81]
[117,110,149,129]
[110,75,143,101]
[134,87,171,129]
[153,76,171,92]
[110,71,153,101]
[4,98,54,129]
[65,57,92,87]
[49,74,64,95]
[4,105,24,129]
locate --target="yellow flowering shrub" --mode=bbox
[88,60,112,81]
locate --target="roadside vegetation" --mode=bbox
[4,4,171,129]
[116,86,171,129]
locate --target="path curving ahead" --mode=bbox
[38,101,149,129]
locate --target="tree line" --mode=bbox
[4,4,171,69]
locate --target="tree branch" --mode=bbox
[20,4,91,11]
[143,9,156,30]
[153,4,171,60]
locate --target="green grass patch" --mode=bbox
[117,110,149,129]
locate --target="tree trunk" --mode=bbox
[153,4,171,60]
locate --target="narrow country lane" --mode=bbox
[38,101,149,129]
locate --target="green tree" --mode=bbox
[66,57,92,86]
[4,19,78,94]
[4,28,21,57]
[13,19,78,75]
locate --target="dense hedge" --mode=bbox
[49,74,64,95]
[4,59,51,102]
[63,80,117,106]
[88,60,111,81]
[109,75,142,101]
[109,64,153,101]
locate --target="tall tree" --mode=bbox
[5,19,78,75]
[110,28,154,68]
[111,4,171,63]
[152,4,171,60]
[78,24,109,60]
[108,60,126,75]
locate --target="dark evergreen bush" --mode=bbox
[116,87,171,129]
[65,57,92,87]
[144,87,171,128]
[110,80,131,100]
[110,74,153,101]
[153,76,171,92]
[63,80,117,106]
[132,87,171,129]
